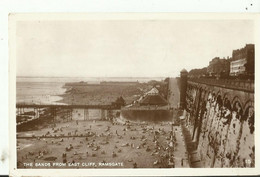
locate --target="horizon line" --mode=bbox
[16,76,176,78]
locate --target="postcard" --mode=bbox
[9,13,260,176]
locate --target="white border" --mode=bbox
[9,13,260,176]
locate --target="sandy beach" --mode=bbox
[17,118,188,168]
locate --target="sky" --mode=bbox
[16,20,255,77]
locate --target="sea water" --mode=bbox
[16,80,67,105]
[16,76,164,105]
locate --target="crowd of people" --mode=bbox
[17,115,188,168]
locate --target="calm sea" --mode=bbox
[16,77,164,105]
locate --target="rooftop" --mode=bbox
[140,94,168,106]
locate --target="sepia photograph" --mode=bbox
[9,13,259,176]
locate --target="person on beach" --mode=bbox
[133,162,137,168]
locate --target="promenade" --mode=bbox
[168,78,189,167]
[180,119,201,168]
[168,78,180,108]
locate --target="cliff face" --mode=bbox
[185,86,254,168]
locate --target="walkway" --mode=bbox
[168,78,180,108]
[174,126,189,167]
[180,119,202,168]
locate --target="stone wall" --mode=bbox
[121,109,173,122]
[184,79,254,168]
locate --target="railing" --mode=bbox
[188,78,254,93]
[121,106,169,111]
[16,104,119,109]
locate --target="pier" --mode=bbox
[16,104,119,110]
[16,103,119,129]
